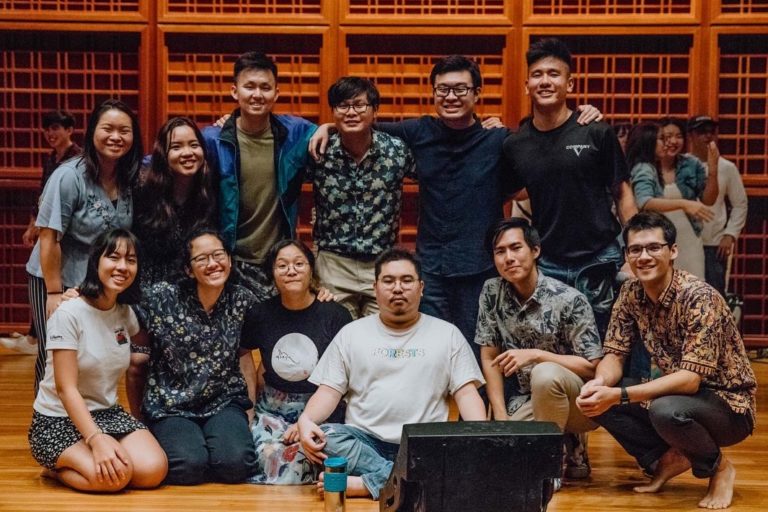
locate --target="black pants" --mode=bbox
[593,387,753,478]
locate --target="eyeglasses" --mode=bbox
[378,277,418,289]
[189,249,228,267]
[275,260,309,274]
[433,85,474,97]
[334,103,371,114]
[626,243,669,259]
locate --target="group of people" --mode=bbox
[2,36,756,510]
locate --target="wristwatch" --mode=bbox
[620,386,630,405]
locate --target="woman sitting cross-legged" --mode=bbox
[240,240,351,484]
[28,228,167,492]
[127,227,258,485]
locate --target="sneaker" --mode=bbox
[563,432,591,479]
[0,333,37,355]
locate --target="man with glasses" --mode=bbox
[307,77,414,318]
[298,248,485,501]
[687,115,748,297]
[576,211,755,510]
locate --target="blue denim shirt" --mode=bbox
[630,154,707,234]
[377,116,510,277]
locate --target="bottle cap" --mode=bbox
[324,457,347,492]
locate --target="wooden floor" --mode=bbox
[1,349,767,512]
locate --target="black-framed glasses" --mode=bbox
[334,103,371,114]
[189,249,228,267]
[433,85,474,97]
[626,243,669,259]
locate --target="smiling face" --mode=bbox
[433,70,479,128]
[525,56,573,110]
[98,238,138,299]
[231,68,279,123]
[187,234,231,290]
[333,92,376,138]
[44,123,74,152]
[626,227,678,292]
[167,124,204,178]
[272,244,312,297]
[92,109,134,164]
[493,227,540,289]
[661,122,685,158]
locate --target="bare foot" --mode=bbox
[698,458,736,509]
[316,472,372,499]
[634,448,691,493]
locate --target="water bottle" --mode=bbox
[324,456,347,512]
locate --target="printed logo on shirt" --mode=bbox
[272,333,319,382]
[566,144,592,157]
[115,327,128,345]
[372,347,426,359]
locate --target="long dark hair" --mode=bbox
[79,229,141,305]
[626,122,662,183]
[135,117,214,233]
[80,99,142,192]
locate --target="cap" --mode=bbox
[687,115,718,132]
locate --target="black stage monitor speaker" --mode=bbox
[379,421,562,512]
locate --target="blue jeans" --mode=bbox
[593,387,753,478]
[149,403,257,485]
[538,240,623,339]
[704,246,726,297]
[419,268,497,363]
[321,424,399,500]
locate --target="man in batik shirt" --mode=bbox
[307,77,414,318]
[475,217,603,481]
[577,211,756,510]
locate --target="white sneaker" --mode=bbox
[0,333,37,355]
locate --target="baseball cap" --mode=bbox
[687,115,718,132]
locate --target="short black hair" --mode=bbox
[485,217,541,257]
[526,38,572,71]
[233,52,278,83]
[374,248,422,281]
[263,239,317,289]
[429,55,482,88]
[622,211,677,247]
[42,111,75,130]
[327,76,380,111]
[79,229,141,305]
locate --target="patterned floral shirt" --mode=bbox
[475,273,603,413]
[604,269,756,418]
[134,280,256,421]
[305,130,415,256]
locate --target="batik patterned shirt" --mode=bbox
[134,280,256,421]
[475,273,603,414]
[305,130,415,256]
[604,269,756,418]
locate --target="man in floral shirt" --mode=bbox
[307,77,414,318]
[577,211,756,510]
[475,217,602,482]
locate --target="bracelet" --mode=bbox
[47,291,63,295]
[84,428,104,446]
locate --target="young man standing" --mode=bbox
[502,38,637,337]
[687,115,748,296]
[577,211,756,510]
[308,77,415,318]
[203,52,316,300]
[476,218,602,482]
[298,248,486,500]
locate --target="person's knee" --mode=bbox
[165,449,208,485]
[129,452,168,489]
[648,396,690,430]
[530,361,568,394]
[209,448,256,483]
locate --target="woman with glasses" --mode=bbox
[626,120,719,278]
[126,227,258,485]
[239,239,351,484]
[132,117,216,290]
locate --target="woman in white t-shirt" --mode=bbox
[28,229,167,492]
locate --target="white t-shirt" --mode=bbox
[309,313,484,444]
[34,297,140,417]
